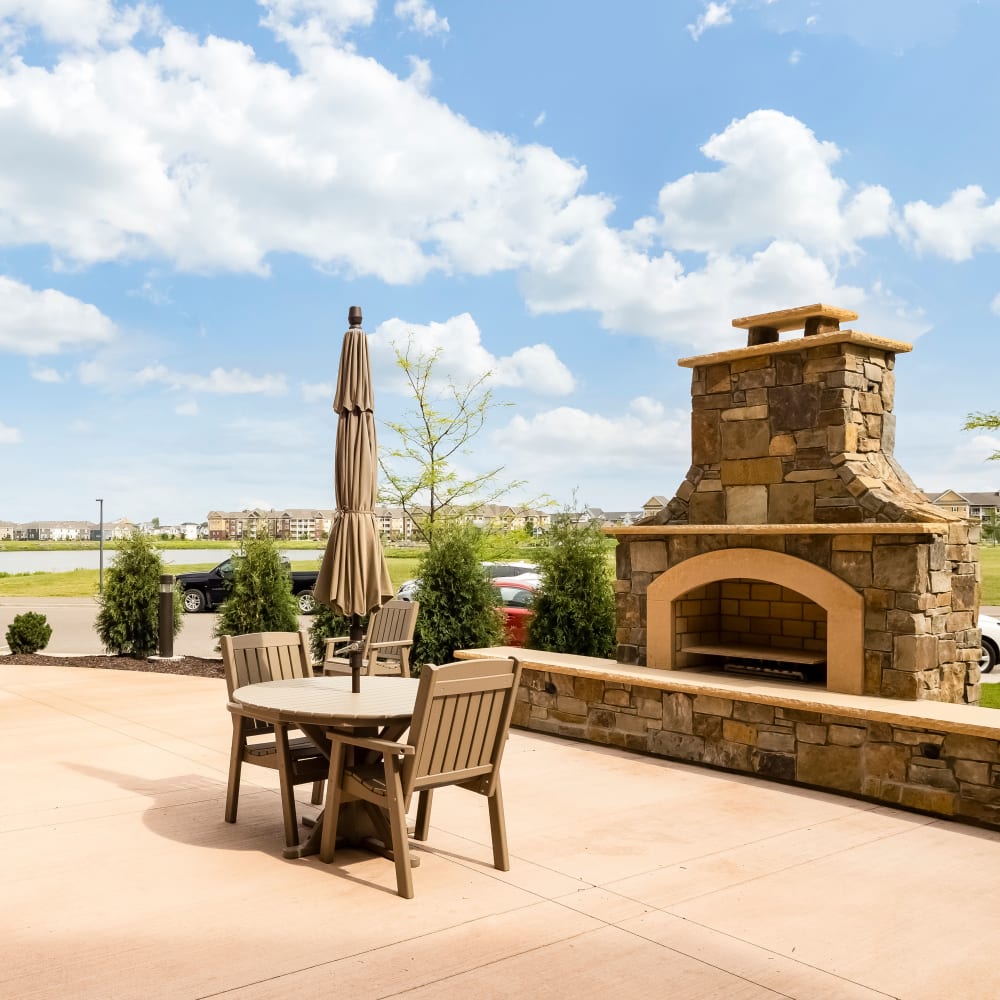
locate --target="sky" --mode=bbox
[2,0,1000,526]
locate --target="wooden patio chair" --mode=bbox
[319,656,522,898]
[222,630,327,847]
[322,599,419,678]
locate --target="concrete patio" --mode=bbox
[3,662,1000,999]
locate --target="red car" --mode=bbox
[493,576,538,646]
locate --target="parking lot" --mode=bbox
[0,597,314,658]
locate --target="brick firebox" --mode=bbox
[610,304,982,704]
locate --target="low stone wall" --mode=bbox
[457,648,1000,829]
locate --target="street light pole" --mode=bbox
[96,498,104,594]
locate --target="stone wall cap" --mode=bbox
[678,329,913,368]
[454,646,1000,739]
[605,522,951,537]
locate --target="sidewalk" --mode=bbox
[2,662,1000,999]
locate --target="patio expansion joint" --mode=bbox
[189,898,577,1000]
[603,807,939,913]
[615,911,900,1000]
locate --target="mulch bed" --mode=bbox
[1,653,225,678]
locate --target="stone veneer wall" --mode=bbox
[513,666,1000,828]
[616,523,982,703]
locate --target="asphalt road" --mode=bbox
[0,597,314,658]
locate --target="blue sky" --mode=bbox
[2,0,999,526]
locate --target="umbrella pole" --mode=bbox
[349,613,363,693]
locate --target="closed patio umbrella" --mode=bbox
[315,305,394,692]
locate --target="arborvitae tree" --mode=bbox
[527,516,616,657]
[214,534,299,639]
[95,531,182,656]
[411,523,503,669]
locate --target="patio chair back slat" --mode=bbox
[406,659,518,793]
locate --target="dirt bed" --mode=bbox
[1,653,224,678]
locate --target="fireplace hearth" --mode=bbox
[610,304,982,703]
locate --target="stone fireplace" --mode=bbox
[610,304,982,704]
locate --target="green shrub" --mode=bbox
[214,534,299,640]
[95,531,182,657]
[308,603,358,664]
[411,523,503,669]
[6,611,52,654]
[527,515,616,657]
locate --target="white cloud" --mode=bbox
[406,55,432,94]
[788,49,802,65]
[0,420,21,443]
[370,313,576,396]
[904,186,1000,261]
[258,0,377,42]
[0,276,116,356]
[656,110,894,260]
[992,293,1000,316]
[0,0,163,50]
[31,366,63,382]
[302,381,334,402]
[174,400,198,416]
[135,365,288,394]
[688,2,733,41]
[393,0,449,35]
[533,111,546,127]
[494,397,690,476]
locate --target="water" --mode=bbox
[0,548,325,575]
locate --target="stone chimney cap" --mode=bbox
[732,303,858,334]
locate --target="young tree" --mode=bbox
[964,411,1000,461]
[95,530,182,656]
[379,338,522,544]
[527,515,616,658]
[411,523,504,669]
[214,534,299,639]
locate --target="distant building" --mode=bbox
[926,490,1000,521]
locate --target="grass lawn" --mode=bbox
[979,684,1000,709]
[981,546,1000,605]
[0,556,425,599]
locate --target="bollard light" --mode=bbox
[159,574,175,658]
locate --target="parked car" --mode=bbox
[396,561,539,602]
[176,557,319,614]
[980,612,1000,673]
[493,575,538,646]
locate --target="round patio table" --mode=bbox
[231,675,419,859]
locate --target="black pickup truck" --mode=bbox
[176,557,319,614]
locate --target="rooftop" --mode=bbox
[3,662,999,997]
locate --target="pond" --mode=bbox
[0,548,325,575]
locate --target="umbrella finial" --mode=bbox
[348,305,363,328]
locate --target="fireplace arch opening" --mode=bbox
[646,548,864,695]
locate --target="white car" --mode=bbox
[396,561,539,602]
[981,612,1000,673]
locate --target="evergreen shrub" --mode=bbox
[214,534,299,640]
[527,516,615,657]
[95,531,181,657]
[6,611,52,654]
[411,523,503,670]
